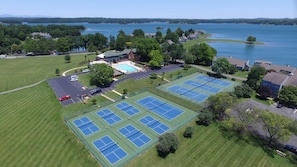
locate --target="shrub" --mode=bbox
[183,126,194,138]
[156,133,179,158]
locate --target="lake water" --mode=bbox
[27,22,297,67]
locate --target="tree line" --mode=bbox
[1,17,296,25]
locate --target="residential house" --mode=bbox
[225,56,250,71]
[31,32,52,39]
[258,61,297,98]
[260,72,290,98]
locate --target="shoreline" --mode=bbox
[207,38,264,45]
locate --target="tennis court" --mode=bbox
[184,80,222,94]
[139,115,170,135]
[73,116,100,136]
[118,124,151,148]
[196,75,232,87]
[93,135,128,165]
[116,102,140,116]
[168,85,208,102]
[96,109,122,125]
[137,96,184,120]
[158,73,236,103]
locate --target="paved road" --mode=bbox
[241,99,297,147]
[244,99,297,120]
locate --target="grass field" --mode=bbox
[126,121,294,167]
[0,54,96,92]
[0,82,99,167]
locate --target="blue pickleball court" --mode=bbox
[93,135,128,165]
[96,109,122,125]
[139,115,170,135]
[118,124,151,148]
[73,116,100,136]
[116,102,140,116]
[137,96,184,120]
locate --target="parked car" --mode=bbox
[70,75,78,81]
[82,69,90,73]
[284,144,297,154]
[90,88,101,95]
[277,103,283,108]
[59,95,71,101]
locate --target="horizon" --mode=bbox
[0,0,296,19]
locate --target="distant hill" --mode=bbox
[0,17,296,25]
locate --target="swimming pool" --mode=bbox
[114,64,138,73]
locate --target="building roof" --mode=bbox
[224,56,248,68]
[97,49,136,58]
[283,74,297,87]
[262,72,289,85]
[254,60,272,65]
[260,64,296,73]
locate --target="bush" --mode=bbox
[183,126,194,138]
[156,133,179,158]
[231,78,236,81]
[150,72,158,79]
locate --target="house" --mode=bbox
[260,72,289,97]
[144,33,156,38]
[31,32,52,39]
[179,36,188,43]
[225,56,250,71]
[96,49,136,62]
[258,62,297,98]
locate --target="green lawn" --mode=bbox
[0,82,99,167]
[234,70,249,78]
[126,121,294,167]
[0,54,96,92]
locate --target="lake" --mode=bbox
[27,22,297,67]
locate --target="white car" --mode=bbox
[70,75,78,81]
[82,69,90,73]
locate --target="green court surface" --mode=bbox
[158,73,239,104]
[66,92,197,167]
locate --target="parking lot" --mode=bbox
[48,75,99,106]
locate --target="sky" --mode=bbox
[0,0,296,19]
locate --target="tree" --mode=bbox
[64,54,71,63]
[175,27,184,37]
[135,38,161,62]
[183,126,194,138]
[115,30,128,51]
[148,50,163,69]
[168,43,185,62]
[234,83,253,98]
[259,111,293,146]
[132,29,145,38]
[156,133,179,158]
[108,35,116,49]
[228,64,238,74]
[89,63,114,86]
[56,37,70,53]
[189,43,217,66]
[197,108,213,126]
[207,92,235,120]
[55,68,60,76]
[278,86,297,107]
[183,53,196,64]
[212,57,230,77]
[150,72,158,79]
[87,43,97,52]
[155,31,163,43]
[246,35,256,44]
[245,66,267,90]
